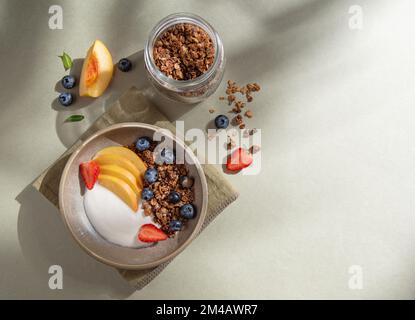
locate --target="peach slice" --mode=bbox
[95,146,147,178]
[94,154,140,181]
[99,164,142,195]
[98,174,138,211]
[79,40,113,97]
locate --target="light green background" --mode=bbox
[1,0,415,299]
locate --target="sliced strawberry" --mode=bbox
[79,160,100,190]
[226,147,253,172]
[138,224,168,243]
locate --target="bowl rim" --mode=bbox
[59,122,208,270]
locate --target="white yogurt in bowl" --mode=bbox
[83,183,153,248]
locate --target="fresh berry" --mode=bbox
[138,224,168,243]
[144,168,158,183]
[226,147,253,171]
[155,147,175,164]
[169,220,182,232]
[135,137,151,151]
[214,115,229,129]
[141,188,154,201]
[79,160,100,190]
[180,204,196,219]
[180,176,194,188]
[118,58,132,72]
[58,92,73,106]
[61,75,76,89]
[161,148,175,164]
[168,191,181,204]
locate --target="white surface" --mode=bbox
[1,0,415,299]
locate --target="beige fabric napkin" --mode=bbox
[33,87,239,290]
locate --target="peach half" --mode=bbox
[79,40,113,97]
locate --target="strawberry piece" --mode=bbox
[138,224,168,243]
[226,147,253,171]
[79,160,100,190]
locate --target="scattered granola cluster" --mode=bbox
[206,80,262,153]
[219,80,261,129]
[226,127,259,151]
[249,144,261,154]
[243,128,258,137]
[153,23,215,81]
[205,80,262,171]
[127,142,195,236]
[233,114,244,129]
[226,81,260,102]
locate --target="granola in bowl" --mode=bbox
[128,139,196,237]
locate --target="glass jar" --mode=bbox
[144,13,225,104]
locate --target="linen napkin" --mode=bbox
[32,87,239,290]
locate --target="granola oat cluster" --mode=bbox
[153,23,215,81]
[128,142,195,236]
[207,80,262,154]
[219,80,261,129]
[225,80,261,104]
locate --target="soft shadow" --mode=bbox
[16,185,135,299]
[225,0,334,81]
[222,163,240,175]
[145,87,198,122]
[205,118,217,132]
[37,154,71,199]
[0,1,47,110]
[54,50,198,148]
[264,0,332,33]
[52,59,94,111]
[53,50,146,148]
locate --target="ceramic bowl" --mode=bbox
[59,123,208,270]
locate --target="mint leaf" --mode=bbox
[65,115,84,122]
[59,52,73,71]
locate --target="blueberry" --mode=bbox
[141,188,154,201]
[180,204,196,219]
[161,148,175,164]
[169,220,182,232]
[144,168,158,184]
[58,92,73,106]
[135,137,151,151]
[154,147,175,165]
[61,75,76,89]
[118,58,132,72]
[180,176,194,189]
[168,191,181,204]
[214,115,229,129]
